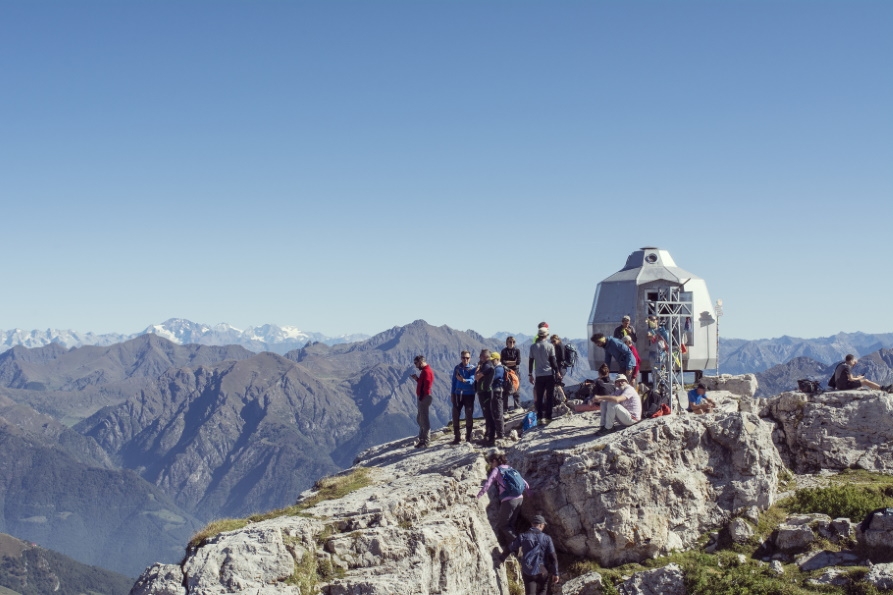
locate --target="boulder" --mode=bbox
[866,562,893,589]
[761,390,893,472]
[129,563,185,595]
[728,518,754,544]
[511,411,782,566]
[559,572,604,595]
[700,374,758,399]
[796,550,862,571]
[774,524,815,552]
[807,568,850,587]
[132,444,507,595]
[770,560,784,575]
[617,563,685,595]
[859,509,893,552]
[830,517,856,542]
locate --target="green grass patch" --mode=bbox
[786,483,893,522]
[188,518,249,549]
[190,467,375,549]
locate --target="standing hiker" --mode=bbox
[500,514,559,595]
[529,326,561,426]
[475,349,495,444]
[476,450,528,541]
[410,355,434,448]
[488,352,506,445]
[500,336,522,411]
[450,350,477,444]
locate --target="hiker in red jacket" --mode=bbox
[411,355,435,448]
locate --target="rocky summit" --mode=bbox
[133,374,834,595]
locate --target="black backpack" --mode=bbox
[828,362,842,389]
[642,384,670,417]
[797,379,822,395]
[562,343,579,371]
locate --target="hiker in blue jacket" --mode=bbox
[476,450,528,541]
[450,350,477,445]
[501,514,560,594]
[591,332,635,379]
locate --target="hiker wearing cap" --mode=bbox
[476,451,529,541]
[501,514,559,594]
[687,383,717,414]
[487,352,507,445]
[475,349,495,445]
[450,351,477,445]
[591,332,635,380]
[410,355,435,448]
[613,315,638,342]
[500,337,522,411]
[592,373,641,437]
[529,326,562,426]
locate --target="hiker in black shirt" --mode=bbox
[613,315,638,343]
[475,350,495,443]
[501,514,559,595]
[833,354,889,391]
[501,337,522,411]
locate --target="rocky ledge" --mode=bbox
[131,378,893,595]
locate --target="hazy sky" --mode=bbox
[2,1,891,340]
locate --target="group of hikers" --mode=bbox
[409,317,697,448]
[407,317,676,594]
[408,320,893,594]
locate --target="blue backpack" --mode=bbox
[522,412,538,432]
[499,467,526,499]
[520,532,549,575]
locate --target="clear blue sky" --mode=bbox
[2,1,891,340]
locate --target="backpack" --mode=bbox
[797,379,822,395]
[499,467,526,499]
[828,363,842,389]
[520,536,545,576]
[562,342,579,371]
[642,384,670,418]
[504,368,520,394]
[522,412,538,431]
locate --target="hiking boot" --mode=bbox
[414,442,429,449]
[593,426,612,438]
[450,437,462,445]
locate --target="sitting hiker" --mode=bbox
[476,450,529,541]
[593,374,641,437]
[573,364,613,413]
[687,383,716,414]
[500,514,559,595]
[832,354,892,392]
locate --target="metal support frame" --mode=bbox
[646,286,694,414]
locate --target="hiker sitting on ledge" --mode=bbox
[832,354,892,392]
[687,383,716,414]
[573,364,613,413]
[592,374,641,437]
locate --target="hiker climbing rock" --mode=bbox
[476,450,528,541]
[500,514,559,595]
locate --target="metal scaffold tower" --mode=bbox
[646,286,694,413]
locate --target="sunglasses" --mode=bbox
[461,356,470,360]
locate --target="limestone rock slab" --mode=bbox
[511,412,782,566]
[761,390,893,473]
